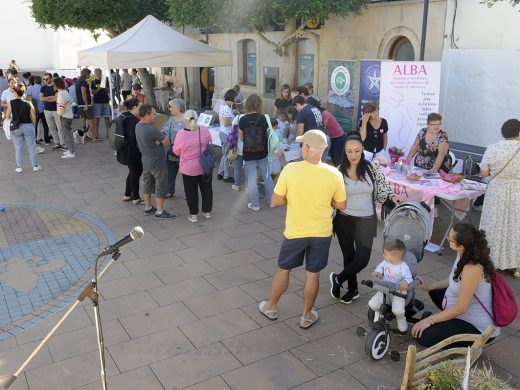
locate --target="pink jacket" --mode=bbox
[172,127,212,176]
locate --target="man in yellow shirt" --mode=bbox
[259,130,347,329]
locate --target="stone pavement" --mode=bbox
[0,124,519,390]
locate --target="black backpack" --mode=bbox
[114,112,130,152]
[243,115,267,154]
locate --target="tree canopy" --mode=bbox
[481,0,520,6]
[168,0,368,33]
[31,0,169,37]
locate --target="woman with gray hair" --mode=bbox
[163,98,185,197]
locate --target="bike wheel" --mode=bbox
[365,328,391,360]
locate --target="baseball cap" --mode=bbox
[295,130,328,150]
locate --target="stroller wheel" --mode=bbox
[365,328,391,360]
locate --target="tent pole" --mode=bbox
[107,68,115,120]
[184,67,190,109]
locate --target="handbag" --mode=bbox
[9,101,23,131]
[474,272,518,327]
[198,127,215,176]
[2,119,12,140]
[227,147,238,161]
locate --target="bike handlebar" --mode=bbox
[361,279,408,299]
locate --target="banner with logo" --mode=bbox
[327,60,356,132]
[379,61,441,154]
[357,60,381,125]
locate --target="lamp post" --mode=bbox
[419,0,430,60]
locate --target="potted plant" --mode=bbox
[388,146,404,164]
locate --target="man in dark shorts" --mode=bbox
[75,68,100,140]
[259,130,346,328]
[135,104,176,219]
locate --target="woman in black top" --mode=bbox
[273,84,292,117]
[358,102,388,161]
[5,82,42,172]
[119,98,144,204]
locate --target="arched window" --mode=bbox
[389,36,415,61]
[237,39,256,86]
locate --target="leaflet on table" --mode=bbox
[283,143,302,161]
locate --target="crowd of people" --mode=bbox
[2,62,519,346]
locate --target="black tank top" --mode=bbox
[11,99,32,124]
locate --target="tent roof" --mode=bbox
[77,15,232,68]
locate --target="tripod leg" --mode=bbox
[92,301,108,390]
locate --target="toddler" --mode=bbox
[285,106,297,141]
[368,239,413,333]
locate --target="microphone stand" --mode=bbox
[3,250,122,390]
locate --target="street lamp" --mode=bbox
[419,0,430,60]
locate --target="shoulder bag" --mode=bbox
[488,145,520,182]
[198,128,215,177]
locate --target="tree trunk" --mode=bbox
[138,68,157,107]
[279,18,298,88]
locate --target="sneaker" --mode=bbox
[33,165,43,172]
[223,177,234,183]
[217,174,223,180]
[36,146,45,154]
[92,137,103,142]
[340,289,359,304]
[155,210,176,219]
[143,206,157,216]
[202,212,211,219]
[61,152,75,159]
[329,272,341,299]
[132,198,145,205]
[123,196,132,202]
[247,203,260,212]
[44,141,52,145]
[61,145,68,151]
[188,214,198,223]
[52,144,62,151]
[231,185,240,191]
[15,167,23,173]
[397,317,408,333]
[84,135,92,141]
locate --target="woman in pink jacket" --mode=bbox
[172,110,213,223]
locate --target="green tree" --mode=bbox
[481,0,519,7]
[168,0,368,87]
[31,0,170,105]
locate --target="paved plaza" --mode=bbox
[0,123,519,390]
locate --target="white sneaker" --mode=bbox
[61,152,75,159]
[36,146,45,154]
[33,166,43,172]
[397,317,408,333]
[247,203,260,211]
[15,167,23,173]
[202,212,211,219]
[231,185,240,191]
[188,215,198,223]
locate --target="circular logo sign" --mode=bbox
[330,66,350,96]
[362,64,381,99]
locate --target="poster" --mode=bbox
[357,60,381,125]
[299,54,314,85]
[327,60,356,132]
[246,52,256,85]
[379,61,441,154]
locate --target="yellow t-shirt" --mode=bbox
[274,161,346,239]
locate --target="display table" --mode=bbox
[384,169,486,254]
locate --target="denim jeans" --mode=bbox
[329,134,346,167]
[60,117,75,153]
[245,157,274,208]
[218,132,230,179]
[11,123,39,169]
[233,155,244,186]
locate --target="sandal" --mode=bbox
[299,310,319,329]
[122,196,132,202]
[258,301,278,320]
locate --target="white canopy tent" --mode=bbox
[77,15,232,68]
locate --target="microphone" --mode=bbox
[98,226,144,257]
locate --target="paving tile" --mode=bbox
[152,260,217,285]
[176,242,233,263]
[480,333,520,375]
[85,291,158,323]
[183,286,255,319]
[251,242,281,259]
[224,232,276,252]
[290,330,366,376]
[291,368,367,390]
[342,358,405,390]
[177,230,232,247]
[205,249,265,271]
[98,272,163,300]
[147,277,217,306]
[222,221,272,238]
[47,320,130,362]
[204,264,269,290]
[25,349,119,390]
[123,251,184,275]
[184,376,231,390]
[239,276,305,301]
[0,341,54,378]
[73,366,164,390]
[150,343,241,389]
[119,302,198,338]
[179,309,259,347]
[222,322,306,365]
[108,327,195,372]
[222,352,316,390]
[0,374,29,390]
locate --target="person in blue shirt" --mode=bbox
[29,76,49,144]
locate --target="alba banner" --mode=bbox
[379,61,441,154]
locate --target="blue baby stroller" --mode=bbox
[357,201,432,360]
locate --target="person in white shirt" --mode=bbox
[368,239,413,333]
[217,88,237,182]
[55,77,75,158]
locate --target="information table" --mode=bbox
[384,169,486,254]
